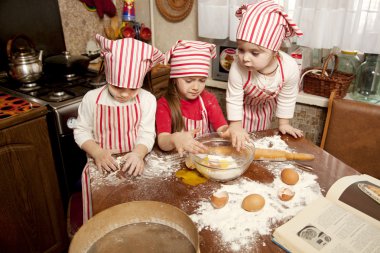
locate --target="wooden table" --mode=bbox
[89,129,359,253]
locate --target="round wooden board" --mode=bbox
[156,0,194,22]
[69,201,200,253]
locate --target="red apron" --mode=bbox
[82,86,141,222]
[242,56,284,132]
[183,96,211,137]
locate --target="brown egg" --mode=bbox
[210,191,229,209]
[278,187,295,201]
[281,168,299,185]
[242,194,265,212]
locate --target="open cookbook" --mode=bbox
[272,174,380,253]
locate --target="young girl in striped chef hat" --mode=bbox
[226,0,304,151]
[156,40,228,156]
[74,34,164,222]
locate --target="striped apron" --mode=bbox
[242,56,284,132]
[182,96,211,137]
[82,86,141,222]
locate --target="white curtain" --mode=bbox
[293,0,380,54]
[198,0,380,53]
[198,0,293,41]
[198,0,254,41]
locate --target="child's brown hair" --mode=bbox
[164,79,184,132]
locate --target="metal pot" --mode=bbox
[44,51,91,78]
[7,35,43,83]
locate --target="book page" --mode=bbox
[326,174,380,223]
[273,197,380,253]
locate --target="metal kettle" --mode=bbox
[7,34,43,83]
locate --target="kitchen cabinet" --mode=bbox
[0,106,67,253]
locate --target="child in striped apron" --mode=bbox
[156,40,228,157]
[74,34,164,222]
[225,1,304,151]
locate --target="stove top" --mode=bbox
[0,71,106,109]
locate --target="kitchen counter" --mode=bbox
[0,99,68,252]
[86,129,359,252]
[206,78,330,107]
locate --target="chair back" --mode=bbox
[321,91,380,179]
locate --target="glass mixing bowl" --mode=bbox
[189,133,254,182]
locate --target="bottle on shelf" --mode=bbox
[351,53,380,104]
[337,50,361,92]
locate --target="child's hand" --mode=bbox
[223,122,250,151]
[279,124,303,138]
[121,152,145,176]
[93,148,119,173]
[172,129,208,157]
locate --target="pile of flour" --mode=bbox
[251,134,292,151]
[190,135,322,252]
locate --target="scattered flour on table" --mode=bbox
[90,134,289,189]
[143,151,183,178]
[252,135,292,151]
[89,161,124,190]
[90,151,183,190]
[190,135,322,252]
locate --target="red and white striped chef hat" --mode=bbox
[165,40,216,78]
[96,34,164,88]
[236,0,303,51]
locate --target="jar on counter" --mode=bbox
[351,53,380,104]
[337,50,361,92]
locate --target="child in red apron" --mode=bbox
[226,1,304,151]
[74,34,164,222]
[156,40,227,156]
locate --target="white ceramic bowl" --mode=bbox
[190,133,254,182]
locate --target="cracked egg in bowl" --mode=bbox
[189,133,254,182]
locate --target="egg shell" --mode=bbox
[185,156,195,169]
[242,194,265,212]
[281,168,299,185]
[278,187,295,201]
[210,191,229,209]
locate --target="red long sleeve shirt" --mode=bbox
[156,90,227,134]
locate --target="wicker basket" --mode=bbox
[302,53,355,98]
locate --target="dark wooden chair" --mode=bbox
[143,64,170,99]
[321,91,380,179]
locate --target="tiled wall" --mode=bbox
[207,87,327,145]
[291,103,327,145]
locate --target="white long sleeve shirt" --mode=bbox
[226,51,300,121]
[74,86,157,153]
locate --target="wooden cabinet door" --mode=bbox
[0,116,67,253]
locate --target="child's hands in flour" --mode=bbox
[172,128,208,157]
[92,148,118,173]
[121,152,145,176]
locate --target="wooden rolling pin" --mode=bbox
[254,148,315,161]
